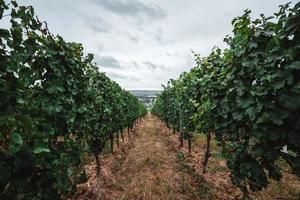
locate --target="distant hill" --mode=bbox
[129,90,161,98]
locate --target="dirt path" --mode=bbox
[109,113,187,200]
[73,114,191,200]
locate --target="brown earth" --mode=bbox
[70,114,300,200]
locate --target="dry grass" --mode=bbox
[69,114,300,200]
[156,116,300,200]
[70,114,194,200]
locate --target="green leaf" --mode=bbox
[33,146,50,154]
[16,98,25,104]
[11,0,18,7]
[9,133,23,154]
[289,61,300,69]
[0,28,10,38]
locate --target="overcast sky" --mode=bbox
[16,0,298,90]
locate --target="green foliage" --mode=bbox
[0,1,147,199]
[152,2,300,192]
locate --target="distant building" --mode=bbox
[130,90,160,110]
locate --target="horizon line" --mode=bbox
[127,89,162,91]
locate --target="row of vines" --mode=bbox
[0,1,147,199]
[152,2,300,197]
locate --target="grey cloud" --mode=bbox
[123,31,140,43]
[107,71,127,80]
[95,55,122,68]
[83,15,110,33]
[108,71,139,82]
[152,28,163,42]
[88,23,109,33]
[143,61,166,71]
[95,43,104,52]
[144,61,156,70]
[152,33,162,42]
[129,76,139,82]
[166,52,179,57]
[94,0,166,24]
[131,61,139,68]
[139,27,163,42]
[129,35,140,43]
[154,75,163,80]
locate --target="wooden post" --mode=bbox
[188,134,192,153]
[116,131,120,147]
[110,133,114,153]
[202,132,212,174]
[179,111,183,148]
[94,151,101,177]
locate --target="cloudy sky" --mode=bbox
[17,0,298,90]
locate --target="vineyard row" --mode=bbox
[0,1,147,199]
[152,2,300,197]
